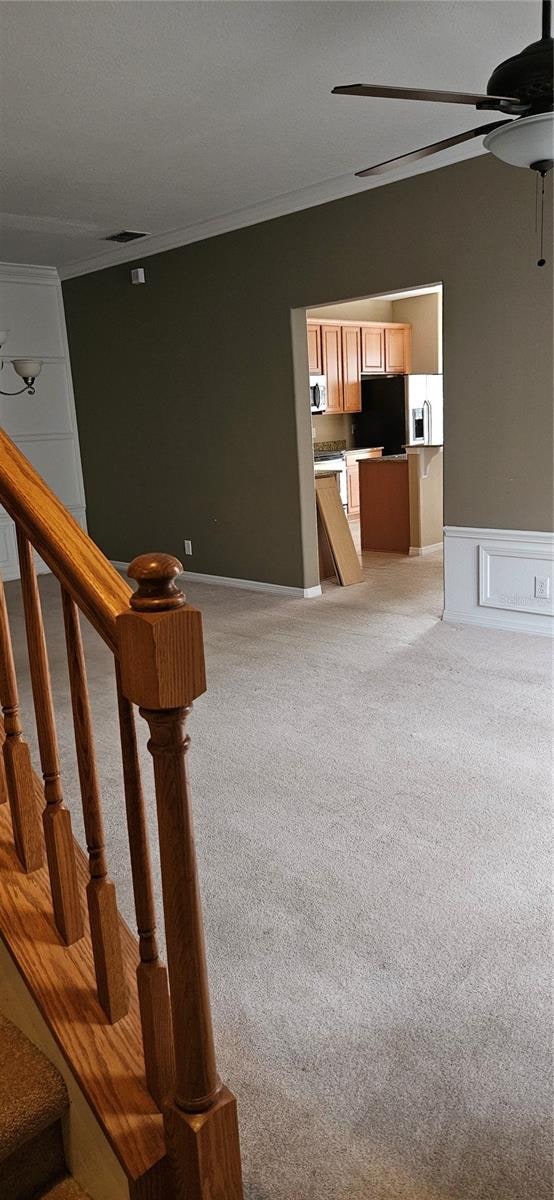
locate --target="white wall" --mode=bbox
[0,263,86,580]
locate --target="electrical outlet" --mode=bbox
[534,576,550,599]
[184,539,193,556]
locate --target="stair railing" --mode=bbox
[0,426,243,1200]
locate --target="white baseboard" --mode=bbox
[111,562,322,599]
[409,542,443,557]
[443,525,554,637]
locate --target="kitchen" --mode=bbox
[308,285,444,576]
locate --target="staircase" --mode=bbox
[0,426,244,1199]
[0,1013,89,1199]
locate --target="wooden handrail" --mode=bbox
[0,428,245,1197]
[0,428,130,652]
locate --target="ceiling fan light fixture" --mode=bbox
[483,111,554,168]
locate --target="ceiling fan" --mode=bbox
[333,0,554,205]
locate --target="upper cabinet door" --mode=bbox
[342,326,362,412]
[321,324,343,413]
[384,326,411,373]
[307,323,322,374]
[361,327,385,374]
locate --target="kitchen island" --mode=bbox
[313,444,383,516]
[359,445,443,555]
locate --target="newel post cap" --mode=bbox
[128,553,186,612]
[116,553,206,709]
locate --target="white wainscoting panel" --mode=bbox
[444,526,554,636]
[0,263,86,580]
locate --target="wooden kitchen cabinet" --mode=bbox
[307,322,322,373]
[342,325,362,412]
[321,324,343,413]
[308,318,411,416]
[361,323,411,373]
[346,448,383,516]
[347,464,360,514]
[384,325,411,373]
[361,326,385,373]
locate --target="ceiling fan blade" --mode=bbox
[332,84,524,112]
[355,120,513,177]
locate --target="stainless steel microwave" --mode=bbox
[310,375,327,413]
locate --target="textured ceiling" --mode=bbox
[0,1,537,272]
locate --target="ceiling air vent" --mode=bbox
[104,230,149,243]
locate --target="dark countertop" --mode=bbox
[314,445,384,463]
[345,446,384,459]
[359,454,407,463]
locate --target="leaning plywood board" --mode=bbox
[315,474,363,586]
[317,509,338,582]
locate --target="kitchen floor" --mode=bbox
[347,514,441,574]
[349,514,362,556]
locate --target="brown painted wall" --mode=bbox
[62,155,553,588]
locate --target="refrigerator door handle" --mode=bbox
[423,398,432,444]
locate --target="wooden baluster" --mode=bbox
[115,660,175,1104]
[0,573,43,870]
[117,555,243,1200]
[0,751,7,805]
[62,588,128,1021]
[16,531,83,944]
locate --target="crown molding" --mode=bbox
[0,262,60,285]
[58,140,486,281]
[443,526,554,544]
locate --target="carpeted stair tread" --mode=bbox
[39,1176,92,1199]
[0,1013,68,1162]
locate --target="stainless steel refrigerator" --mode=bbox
[351,374,443,456]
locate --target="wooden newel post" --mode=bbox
[117,554,244,1200]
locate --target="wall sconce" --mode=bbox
[0,330,43,396]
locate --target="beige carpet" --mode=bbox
[4,550,552,1200]
[0,1012,67,1162]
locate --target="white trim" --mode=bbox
[409,542,443,557]
[58,143,485,281]
[183,572,323,598]
[111,561,322,598]
[444,525,553,544]
[0,262,59,285]
[55,277,87,510]
[443,525,554,637]
[1,355,69,365]
[10,431,78,443]
[442,607,553,638]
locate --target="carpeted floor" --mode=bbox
[4,550,552,1200]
